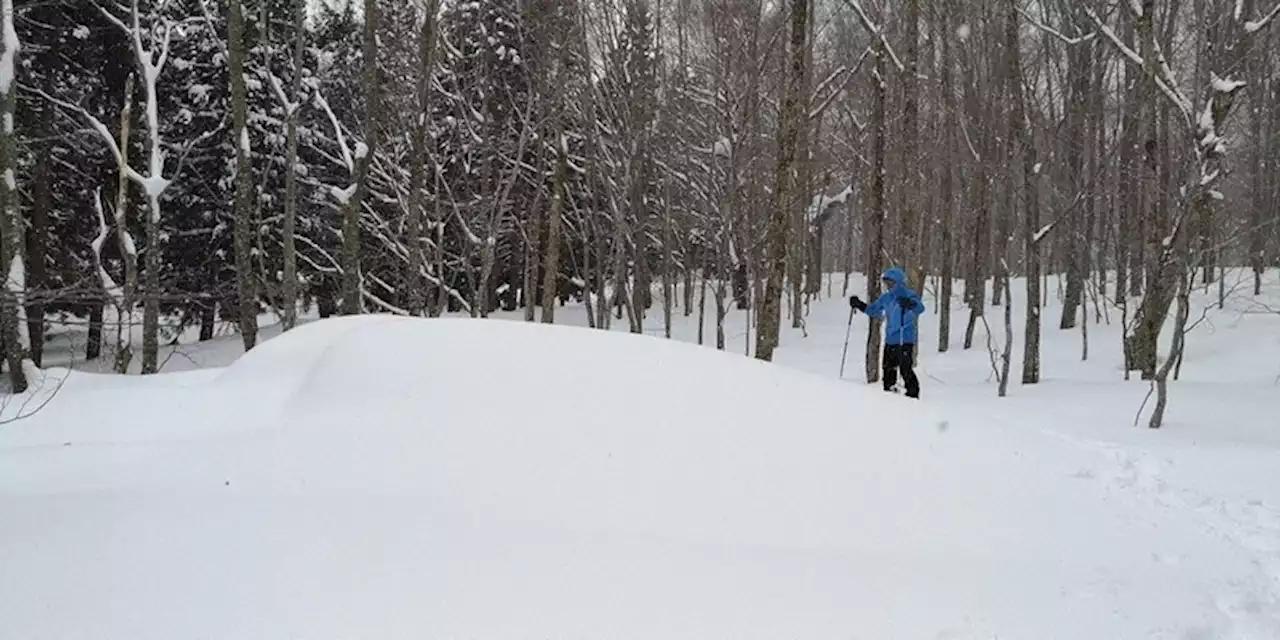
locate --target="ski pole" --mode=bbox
[839,306,855,379]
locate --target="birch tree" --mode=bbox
[0,0,29,391]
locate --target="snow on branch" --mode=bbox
[810,48,873,121]
[263,68,299,116]
[1017,7,1096,45]
[1082,5,1192,128]
[314,88,355,174]
[838,0,905,73]
[1245,1,1280,32]
[26,84,147,185]
[90,188,125,305]
[1211,72,1246,94]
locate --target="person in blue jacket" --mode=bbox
[849,266,925,399]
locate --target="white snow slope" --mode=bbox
[3,272,1280,640]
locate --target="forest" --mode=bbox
[0,0,1277,428]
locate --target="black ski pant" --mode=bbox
[882,343,919,398]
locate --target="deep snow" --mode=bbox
[2,270,1279,639]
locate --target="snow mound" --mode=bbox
[0,317,1271,639]
[217,313,934,421]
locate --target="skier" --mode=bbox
[849,266,925,399]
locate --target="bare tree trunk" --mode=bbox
[340,0,381,315]
[961,12,988,351]
[998,260,1013,397]
[1059,8,1089,330]
[756,0,808,362]
[25,150,49,368]
[141,193,160,374]
[541,129,569,324]
[1249,29,1267,295]
[112,76,136,375]
[229,0,258,351]
[406,0,438,317]
[86,302,104,360]
[697,263,708,345]
[594,223,609,329]
[524,206,540,321]
[788,0,814,329]
[280,0,305,331]
[936,0,956,354]
[1114,8,1138,304]
[901,0,922,286]
[683,250,693,317]
[962,160,989,350]
[715,266,727,350]
[1148,266,1191,429]
[1009,0,1041,385]
[432,172,448,317]
[842,192,854,297]
[991,29,1012,310]
[0,0,27,391]
[661,181,674,338]
[865,46,887,381]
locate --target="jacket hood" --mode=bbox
[881,267,907,288]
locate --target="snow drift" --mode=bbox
[0,316,1273,639]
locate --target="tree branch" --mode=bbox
[1245,1,1280,32]
[837,0,905,72]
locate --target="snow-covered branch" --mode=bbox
[808,62,860,121]
[25,85,147,184]
[1082,5,1192,128]
[314,88,355,174]
[1017,7,1096,45]
[837,0,905,72]
[1245,1,1280,32]
[90,189,125,306]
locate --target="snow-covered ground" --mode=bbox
[2,270,1279,639]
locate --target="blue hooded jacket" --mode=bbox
[864,267,924,346]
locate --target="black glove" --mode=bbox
[849,296,867,312]
[898,297,915,311]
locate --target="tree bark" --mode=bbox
[112,75,136,375]
[961,24,989,351]
[788,0,813,328]
[1059,8,1089,330]
[281,0,306,330]
[1009,0,1041,385]
[541,129,569,324]
[901,0,922,287]
[1249,21,1267,295]
[0,0,26,391]
[936,0,956,353]
[407,0,438,317]
[229,0,258,350]
[755,0,807,362]
[141,194,161,374]
[340,0,381,315]
[86,302,104,360]
[25,149,49,368]
[998,261,1013,397]
[865,46,887,381]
